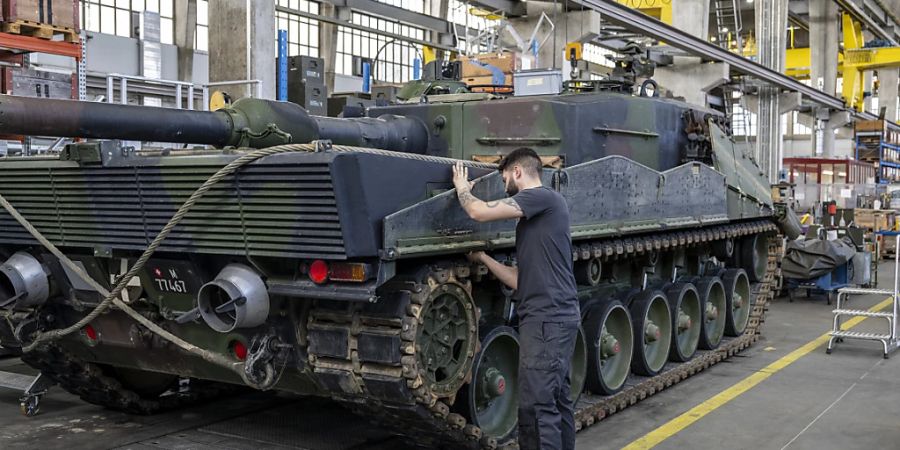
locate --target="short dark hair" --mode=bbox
[497,147,542,177]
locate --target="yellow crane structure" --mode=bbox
[614,0,672,26]
[778,14,900,112]
[840,13,900,111]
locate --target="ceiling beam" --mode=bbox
[330,0,452,33]
[834,0,899,45]
[573,0,879,120]
[276,5,457,50]
[465,0,526,17]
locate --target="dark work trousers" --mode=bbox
[517,320,579,450]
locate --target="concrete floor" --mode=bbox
[577,260,900,450]
[1,263,898,450]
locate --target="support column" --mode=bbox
[427,0,450,62]
[208,0,276,99]
[318,3,340,94]
[809,0,839,156]
[174,0,197,83]
[880,69,899,123]
[755,0,788,182]
[864,71,874,113]
[672,0,709,42]
[636,0,724,108]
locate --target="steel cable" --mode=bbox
[0,142,496,381]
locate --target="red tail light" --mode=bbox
[231,340,248,361]
[83,324,98,342]
[309,260,329,284]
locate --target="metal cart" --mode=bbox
[786,260,852,305]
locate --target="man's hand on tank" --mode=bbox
[453,161,522,222]
[452,161,475,193]
[466,251,486,263]
[453,161,479,208]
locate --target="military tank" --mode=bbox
[0,65,785,448]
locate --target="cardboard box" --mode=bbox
[855,119,900,145]
[460,53,520,78]
[853,208,895,232]
[855,120,884,133]
[475,53,519,73]
[3,0,78,30]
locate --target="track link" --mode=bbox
[306,219,781,449]
[20,344,237,415]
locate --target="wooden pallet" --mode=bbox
[858,137,883,147]
[1,19,78,42]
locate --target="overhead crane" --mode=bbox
[758,13,900,112]
[841,13,900,112]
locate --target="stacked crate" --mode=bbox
[855,119,900,183]
[1,66,72,98]
[854,208,895,232]
[287,55,327,116]
[1,0,79,42]
[854,208,898,259]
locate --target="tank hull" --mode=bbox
[0,89,781,448]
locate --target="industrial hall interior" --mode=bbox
[1,0,900,449]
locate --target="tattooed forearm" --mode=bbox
[457,188,522,222]
[485,198,522,211]
[457,188,478,207]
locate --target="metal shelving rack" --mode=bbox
[855,121,900,184]
[0,31,84,147]
[0,31,83,94]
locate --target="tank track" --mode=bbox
[307,219,780,449]
[19,344,237,415]
[15,219,779,447]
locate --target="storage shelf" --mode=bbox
[856,134,900,184]
[0,30,83,143]
[0,31,80,59]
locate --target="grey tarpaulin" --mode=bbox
[782,238,857,280]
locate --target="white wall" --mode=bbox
[30,32,208,84]
[783,137,855,159]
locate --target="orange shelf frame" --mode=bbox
[0,31,81,59]
[0,31,84,132]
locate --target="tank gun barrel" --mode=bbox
[0,95,428,152]
[0,95,234,146]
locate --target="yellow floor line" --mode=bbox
[621,296,894,450]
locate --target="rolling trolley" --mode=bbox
[827,233,900,358]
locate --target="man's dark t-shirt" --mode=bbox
[512,186,580,323]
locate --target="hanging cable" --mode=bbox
[2,143,495,383]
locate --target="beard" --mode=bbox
[505,179,519,197]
